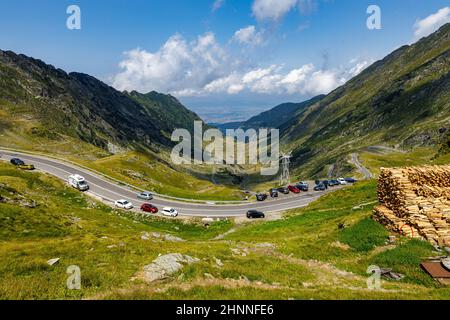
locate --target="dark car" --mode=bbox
[269,189,279,198]
[288,185,301,194]
[296,182,309,192]
[328,180,340,187]
[256,193,268,201]
[140,203,158,214]
[277,187,290,194]
[247,210,265,219]
[314,183,327,191]
[10,158,25,166]
[345,178,357,183]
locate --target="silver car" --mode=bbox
[137,191,153,200]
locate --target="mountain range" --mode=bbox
[0,23,449,181]
[214,94,325,132]
[217,23,450,178]
[0,50,203,153]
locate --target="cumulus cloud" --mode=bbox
[112,32,369,98]
[252,0,298,22]
[252,0,317,22]
[232,26,264,46]
[204,63,349,96]
[413,7,450,39]
[112,32,232,94]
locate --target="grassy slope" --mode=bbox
[281,24,450,179]
[0,107,244,201]
[360,147,450,176]
[1,162,449,300]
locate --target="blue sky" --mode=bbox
[1,0,449,122]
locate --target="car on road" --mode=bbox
[314,183,327,191]
[162,207,178,217]
[338,178,348,185]
[140,203,158,214]
[10,158,35,170]
[10,158,25,166]
[277,187,290,194]
[256,193,268,201]
[114,199,134,210]
[345,178,357,183]
[68,174,89,191]
[269,189,279,198]
[288,185,301,194]
[247,210,265,219]
[296,181,309,192]
[328,180,340,187]
[137,191,153,200]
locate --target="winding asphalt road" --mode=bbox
[350,153,373,180]
[0,149,344,217]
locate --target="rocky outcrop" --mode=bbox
[139,253,199,283]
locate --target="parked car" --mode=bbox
[10,158,25,166]
[322,180,329,188]
[68,174,89,191]
[338,178,348,185]
[256,193,268,201]
[247,210,265,219]
[277,187,290,194]
[288,185,301,194]
[328,180,340,186]
[296,181,309,192]
[140,203,158,214]
[10,158,35,170]
[345,178,357,183]
[162,207,178,217]
[114,199,134,210]
[269,189,279,198]
[314,184,327,191]
[137,191,153,200]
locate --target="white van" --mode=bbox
[68,174,90,191]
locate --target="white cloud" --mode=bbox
[252,0,317,22]
[232,25,264,46]
[349,61,370,77]
[212,0,225,12]
[413,7,450,39]
[252,0,298,22]
[113,32,232,94]
[112,32,369,98]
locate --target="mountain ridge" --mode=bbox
[0,49,204,153]
[281,23,450,178]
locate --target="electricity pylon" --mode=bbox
[280,152,292,186]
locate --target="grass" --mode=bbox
[360,146,450,177]
[339,218,389,252]
[1,163,450,300]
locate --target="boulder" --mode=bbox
[163,234,185,242]
[140,253,199,283]
[47,258,60,266]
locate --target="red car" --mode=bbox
[140,203,158,214]
[288,185,301,194]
